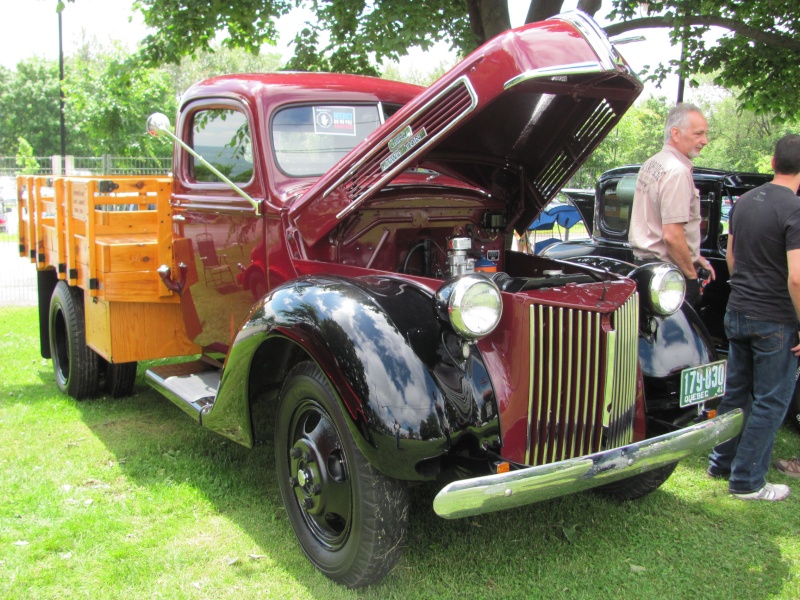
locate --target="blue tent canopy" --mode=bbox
[528,204,582,231]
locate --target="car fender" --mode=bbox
[205,274,499,481]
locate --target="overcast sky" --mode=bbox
[0,0,685,100]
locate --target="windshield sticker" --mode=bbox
[380,127,428,172]
[313,106,356,136]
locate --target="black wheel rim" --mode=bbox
[286,398,352,550]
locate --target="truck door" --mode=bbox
[170,102,266,352]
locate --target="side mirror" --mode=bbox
[146,113,172,138]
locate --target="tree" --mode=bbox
[131,0,800,121]
[0,59,63,156]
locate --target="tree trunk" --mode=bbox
[526,0,564,23]
[576,0,602,17]
[469,0,513,44]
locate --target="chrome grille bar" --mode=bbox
[606,293,638,448]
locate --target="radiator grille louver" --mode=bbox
[534,99,617,199]
[526,293,638,466]
[332,77,477,218]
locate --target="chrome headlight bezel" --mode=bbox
[434,274,503,340]
[632,262,686,316]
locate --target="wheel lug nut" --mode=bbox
[289,476,299,487]
[303,452,313,462]
[302,498,314,509]
[290,448,302,459]
[311,484,321,495]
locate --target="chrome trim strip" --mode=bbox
[603,329,617,428]
[504,62,605,90]
[433,409,743,519]
[525,304,537,465]
[552,307,563,462]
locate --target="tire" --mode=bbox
[786,379,800,434]
[592,462,678,502]
[275,362,409,588]
[49,282,99,400]
[99,359,138,398]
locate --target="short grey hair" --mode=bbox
[664,103,703,143]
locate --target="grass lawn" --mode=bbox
[2,305,800,599]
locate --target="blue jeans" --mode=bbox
[708,309,799,494]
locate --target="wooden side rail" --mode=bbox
[16,174,177,302]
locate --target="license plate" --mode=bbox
[679,360,726,407]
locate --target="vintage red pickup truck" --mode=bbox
[17,11,741,588]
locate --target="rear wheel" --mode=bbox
[49,282,99,399]
[275,361,408,588]
[593,462,678,501]
[99,359,138,398]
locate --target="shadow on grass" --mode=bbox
[17,363,799,599]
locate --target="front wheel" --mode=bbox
[592,462,678,501]
[275,362,409,588]
[49,282,99,400]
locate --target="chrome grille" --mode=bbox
[526,293,638,465]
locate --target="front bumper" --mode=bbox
[433,409,742,519]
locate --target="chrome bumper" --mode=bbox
[433,409,742,519]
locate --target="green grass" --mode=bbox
[2,305,800,599]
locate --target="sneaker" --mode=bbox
[730,483,790,502]
[774,458,800,479]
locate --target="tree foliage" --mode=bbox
[130,0,800,122]
[63,40,177,157]
[0,59,63,156]
[608,0,800,123]
[0,33,283,158]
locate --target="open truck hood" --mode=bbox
[289,11,643,245]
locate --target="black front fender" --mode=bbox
[205,274,499,481]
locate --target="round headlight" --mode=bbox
[435,275,502,339]
[649,264,686,315]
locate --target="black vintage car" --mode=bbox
[543,165,800,432]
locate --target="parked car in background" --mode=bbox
[544,165,800,431]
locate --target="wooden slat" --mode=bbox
[156,180,174,297]
[85,179,99,297]
[97,237,158,274]
[85,297,199,363]
[53,176,67,279]
[96,270,180,303]
[65,179,79,285]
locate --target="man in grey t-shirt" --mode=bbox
[708,134,800,501]
[628,103,715,304]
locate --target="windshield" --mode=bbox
[272,104,384,177]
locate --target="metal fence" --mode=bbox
[0,155,172,176]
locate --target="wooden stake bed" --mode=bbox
[17,175,200,363]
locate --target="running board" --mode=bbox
[145,360,220,423]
